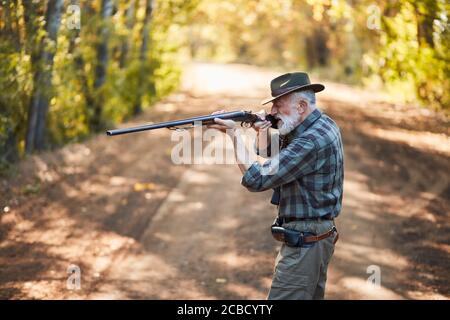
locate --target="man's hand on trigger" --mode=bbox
[207,109,237,135]
[252,110,272,133]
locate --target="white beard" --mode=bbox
[277,113,301,135]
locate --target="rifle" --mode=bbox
[106,110,278,136]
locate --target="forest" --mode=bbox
[0,0,449,300]
[0,0,448,167]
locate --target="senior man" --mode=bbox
[209,72,344,300]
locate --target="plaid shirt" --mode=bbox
[241,108,344,219]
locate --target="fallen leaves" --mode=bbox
[133,182,158,192]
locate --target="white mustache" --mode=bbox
[276,113,300,135]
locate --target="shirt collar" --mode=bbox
[285,108,322,140]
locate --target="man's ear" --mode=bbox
[297,100,307,114]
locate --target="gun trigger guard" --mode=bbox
[167,125,195,131]
[167,127,184,131]
[241,122,251,128]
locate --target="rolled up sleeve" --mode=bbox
[241,137,317,192]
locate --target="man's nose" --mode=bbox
[270,106,277,116]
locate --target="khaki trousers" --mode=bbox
[267,219,336,300]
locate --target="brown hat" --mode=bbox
[261,72,325,105]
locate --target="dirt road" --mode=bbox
[1,63,449,299]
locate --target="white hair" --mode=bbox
[289,90,316,107]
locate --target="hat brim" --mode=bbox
[261,83,325,105]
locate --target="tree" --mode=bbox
[133,0,155,115]
[90,0,114,132]
[0,0,24,162]
[119,0,137,68]
[25,0,64,153]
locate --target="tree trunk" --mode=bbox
[414,1,436,48]
[134,0,155,115]
[3,127,19,163]
[66,0,96,113]
[25,0,64,153]
[0,1,21,162]
[119,0,136,68]
[89,0,113,132]
[22,1,43,68]
[22,0,44,153]
[305,28,330,68]
[139,0,154,61]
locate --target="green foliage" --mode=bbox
[0,0,199,164]
[183,0,449,111]
[0,0,448,169]
[0,1,32,163]
[371,0,449,110]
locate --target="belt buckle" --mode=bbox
[296,232,304,247]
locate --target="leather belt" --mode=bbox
[271,219,339,246]
[280,214,334,223]
[303,226,339,244]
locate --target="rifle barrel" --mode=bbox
[106,110,253,136]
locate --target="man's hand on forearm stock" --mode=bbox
[208,110,251,174]
[206,110,237,135]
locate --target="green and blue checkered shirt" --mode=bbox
[241,108,344,219]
